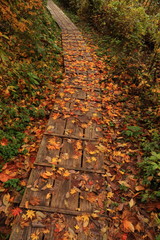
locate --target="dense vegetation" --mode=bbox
[0,0,61,238]
[0,0,61,165]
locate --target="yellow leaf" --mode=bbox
[43,229,50,234]
[107,192,114,198]
[3,193,10,206]
[70,188,77,195]
[26,210,35,219]
[46,183,52,188]
[31,232,39,240]
[96,144,107,152]
[46,193,51,200]
[129,199,135,208]
[41,171,53,179]
[83,215,89,228]
[75,225,80,230]
[63,170,70,177]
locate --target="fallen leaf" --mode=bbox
[29,197,40,206]
[3,193,10,206]
[11,207,22,216]
[129,199,135,208]
[135,185,145,191]
[123,219,135,232]
[26,210,35,219]
[0,173,14,182]
[31,232,39,240]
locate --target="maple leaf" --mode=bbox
[29,197,40,206]
[63,170,70,177]
[31,232,39,240]
[26,210,35,219]
[47,137,62,150]
[11,207,22,216]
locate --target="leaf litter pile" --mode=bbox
[1,11,160,240]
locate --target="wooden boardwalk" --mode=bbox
[10,1,108,239]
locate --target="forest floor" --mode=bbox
[0,1,159,240]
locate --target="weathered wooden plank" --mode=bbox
[35,135,62,165]
[46,114,66,135]
[20,205,105,216]
[9,222,24,240]
[84,122,103,139]
[20,168,106,214]
[82,141,104,170]
[34,162,105,173]
[20,166,55,208]
[50,175,79,211]
[65,117,83,138]
[59,138,82,168]
[79,192,93,212]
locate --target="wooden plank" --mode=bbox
[84,122,103,139]
[20,168,106,214]
[82,141,104,170]
[50,175,79,211]
[46,114,66,135]
[9,222,24,240]
[34,161,105,173]
[35,135,62,165]
[79,192,93,212]
[20,205,100,216]
[59,138,82,168]
[64,117,83,138]
[20,166,55,208]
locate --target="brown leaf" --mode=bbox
[29,197,40,206]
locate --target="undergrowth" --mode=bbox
[0,0,62,166]
[0,0,62,238]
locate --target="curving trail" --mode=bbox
[10,1,108,239]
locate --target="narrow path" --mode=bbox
[10,1,108,239]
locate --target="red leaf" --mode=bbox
[11,207,22,216]
[122,234,128,240]
[0,138,8,146]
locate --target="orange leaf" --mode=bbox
[29,197,40,206]
[0,173,14,182]
[0,138,8,146]
[135,185,145,191]
[123,219,135,232]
